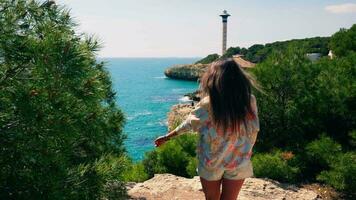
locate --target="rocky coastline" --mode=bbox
[164,55,256,81]
[164,63,209,81]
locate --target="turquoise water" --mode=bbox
[103,58,199,161]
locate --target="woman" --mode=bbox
[155,58,260,200]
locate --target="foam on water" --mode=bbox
[127,110,153,120]
[153,76,167,79]
[178,96,192,103]
[171,88,186,93]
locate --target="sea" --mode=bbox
[102,58,200,161]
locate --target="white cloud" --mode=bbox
[325,3,356,14]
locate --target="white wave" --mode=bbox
[159,120,168,126]
[127,110,153,120]
[151,95,176,103]
[179,96,192,103]
[171,88,185,93]
[153,76,167,79]
[146,119,168,127]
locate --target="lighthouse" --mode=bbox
[220,10,230,55]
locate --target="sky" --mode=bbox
[56,0,356,58]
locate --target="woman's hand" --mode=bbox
[154,135,168,147]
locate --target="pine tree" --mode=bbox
[0,1,126,199]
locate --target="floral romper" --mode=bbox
[173,95,260,181]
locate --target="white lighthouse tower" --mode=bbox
[220,10,231,55]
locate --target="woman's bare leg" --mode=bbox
[200,177,222,200]
[220,178,244,200]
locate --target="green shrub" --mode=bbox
[174,132,197,157]
[251,47,316,151]
[158,141,190,177]
[195,54,219,64]
[290,135,344,181]
[220,37,330,63]
[142,150,167,178]
[186,157,198,177]
[142,134,198,178]
[221,47,248,59]
[251,46,355,152]
[330,24,356,57]
[94,155,128,199]
[303,135,356,195]
[252,151,300,183]
[305,135,342,168]
[348,130,356,148]
[317,152,356,195]
[121,157,149,182]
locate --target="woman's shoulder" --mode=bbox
[251,94,256,100]
[251,94,257,104]
[196,96,210,109]
[191,96,210,117]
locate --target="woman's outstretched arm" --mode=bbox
[154,129,178,147]
[154,100,207,147]
[154,114,196,147]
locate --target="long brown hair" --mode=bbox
[200,58,254,133]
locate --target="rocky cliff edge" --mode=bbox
[126,174,320,200]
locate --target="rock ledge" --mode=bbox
[164,63,208,81]
[127,174,320,200]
